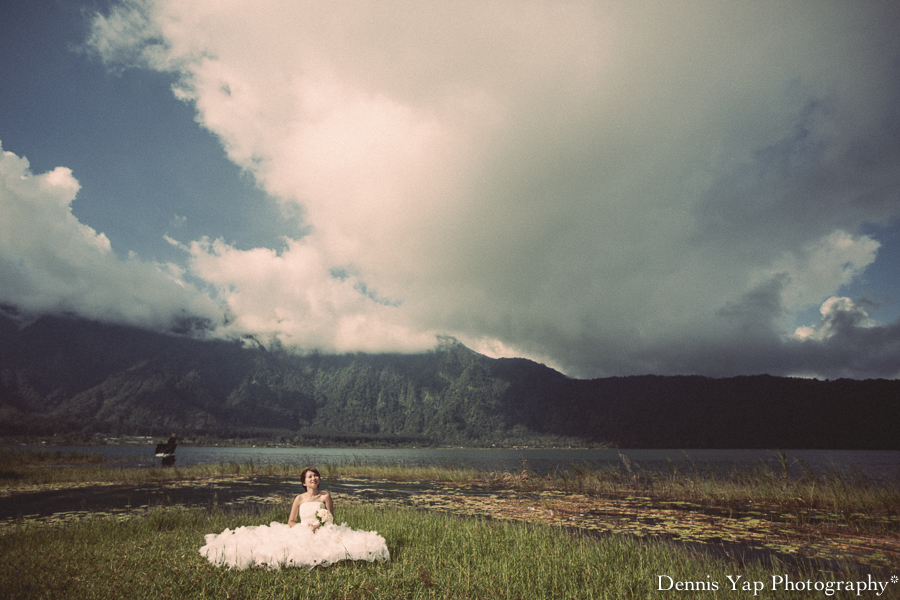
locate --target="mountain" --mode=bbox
[1,312,897,448]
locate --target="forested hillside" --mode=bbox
[1,313,897,448]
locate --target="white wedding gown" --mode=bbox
[199,502,390,570]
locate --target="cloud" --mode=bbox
[794,297,874,342]
[771,232,881,317]
[75,1,900,377]
[0,142,223,331]
[176,235,437,353]
[788,304,900,379]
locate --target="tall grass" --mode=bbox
[3,448,897,521]
[526,453,900,518]
[0,448,290,487]
[0,449,483,488]
[320,455,483,482]
[0,447,107,467]
[0,502,870,600]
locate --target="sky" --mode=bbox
[2,0,900,379]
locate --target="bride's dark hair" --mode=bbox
[300,467,321,489]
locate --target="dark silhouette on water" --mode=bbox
[154,433,177,466]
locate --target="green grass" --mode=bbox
[0,502,872,600]
[1,450,895,597]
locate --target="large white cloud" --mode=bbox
[0,142,223,331]
[167,234,438,353]
[82,0,900,377]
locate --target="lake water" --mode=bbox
[19,445,900,480]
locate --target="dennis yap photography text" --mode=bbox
[657,573,897,596]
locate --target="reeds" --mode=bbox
[0,450,484,488]
[0,449,292,487]
[515,453,900,521]
[3,448,897,524]
[319,455,483,482]
[0,447,106,467]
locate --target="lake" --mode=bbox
[18,445,900,480]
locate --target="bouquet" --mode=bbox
[315,508,334,527]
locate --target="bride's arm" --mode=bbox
[324,491,334,517]
[288,495,303,527]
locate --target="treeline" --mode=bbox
[1,313,898,449]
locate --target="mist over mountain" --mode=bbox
[0,311,897,449]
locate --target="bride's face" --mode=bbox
[304,470,320,488]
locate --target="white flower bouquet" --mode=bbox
[315,508,334,527]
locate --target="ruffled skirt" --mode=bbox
[199,521,390,570]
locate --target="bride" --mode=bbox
[199,467,389,570]
[288,467,334,530]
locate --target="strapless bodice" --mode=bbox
[298,502,327,527]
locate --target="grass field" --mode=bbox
[1,502,887,600]
[1,448,897,599]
